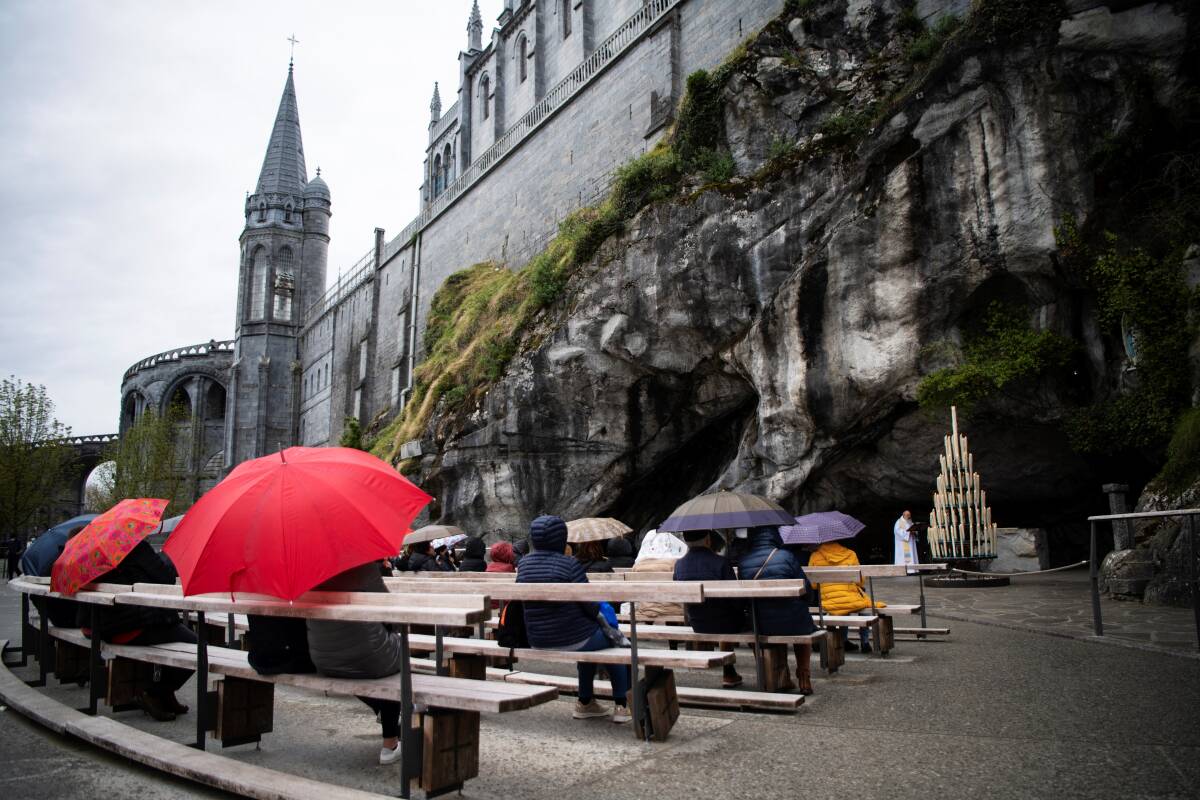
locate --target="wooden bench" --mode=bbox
[10,576,550,797]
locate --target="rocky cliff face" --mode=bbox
[408,0,1196,558]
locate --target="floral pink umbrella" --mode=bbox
[50,498,169,595]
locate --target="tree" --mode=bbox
[0,376,73,538]
[87,405,192,513]
[339,416,367,450]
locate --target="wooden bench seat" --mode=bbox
[407,632,733,669]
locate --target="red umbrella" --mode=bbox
[164,447,432,600]
[50,498,170,595]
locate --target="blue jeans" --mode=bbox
[576,627,630,705]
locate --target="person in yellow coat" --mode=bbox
[807,539,885,653]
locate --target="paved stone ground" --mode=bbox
[871,569,1200,658]
[1,575,1198,799]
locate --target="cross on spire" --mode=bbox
[287,34,299,68]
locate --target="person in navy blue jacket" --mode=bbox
[735,525,817,695]
[673,530,749,687]
[517,515,631,723]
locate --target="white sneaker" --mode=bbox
[573,699,611,719]
[379,744,401,765]
[611,705,632,724]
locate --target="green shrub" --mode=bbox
[905,14,960,62]
[1156,408,1200,493]
[339,417,365,450]
[917,303,1077,411]
[674,70,725,170]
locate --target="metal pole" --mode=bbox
[226,613,236,648]
[19,593,30,667]
[628,601,646,741]
[918,573,928,630]
[1089,521,1103,636]
[867,576,880,654]
[399,625,414,799]
[193,611,208,750]
[86,607,100,713]
[1187,514,1198,653]
[749,599,766,691]
[34,609,49,687]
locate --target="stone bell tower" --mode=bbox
[226,61,330,469]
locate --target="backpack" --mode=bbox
[496,599,528,648]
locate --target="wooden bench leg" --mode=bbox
[55,639,91,685]
[215,676,274,747]
[877,616,894,655]
[449,654,486,681]
[759,645,792,692]
[634,666,679,742]
[821,629,844,674]
[107,656,155,711]
[414,709,480,796]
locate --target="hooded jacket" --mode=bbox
[673,547,747,634]
[516,516,600,648]
[807,541,886,615]
[306,561,404,679]
[458,537,487,572]
[605,537,635,569]
[486,541,517,573]
[734,526,816,635]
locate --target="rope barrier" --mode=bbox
[948,560,1089,578]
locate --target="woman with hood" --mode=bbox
[486,541,517,573]
[734,525,817,695]
[806,538,885,653]
[516,515,632,724]
[458,537,488,572]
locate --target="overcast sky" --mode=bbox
[0,0,505,435]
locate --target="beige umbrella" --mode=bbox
[566,517,633,543]
[403,524,465,545]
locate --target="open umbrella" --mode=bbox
[566,517,632,543]
[164,447,432,600]
[50,499,169,595]
[659,490,795,532]
[20,513,99,576]
[779,511,866,545]
[404,525,465,545]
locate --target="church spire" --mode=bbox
[255,65,308,197]
[467,0,483,51]
[430,82,442,123]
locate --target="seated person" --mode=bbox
[605,536,635,569]
[247,616,315,675]
[673,530,748,688]
[458,537,488,572]
[807,538,886,653]
[307,559,408,765]
[23,524,88,627]
[485,541,517,573]
[574,540,613,574]
[627,530,687,621]
[735,525,817,695]
[517,515,631,724]
[79,539,197,720]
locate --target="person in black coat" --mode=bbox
[673,530,748,687]
[405,542,443,572]
[573,540,613,574]
[77,539,198,720]
[735,525,817,695]
[516,515,631,723]
[605,536,635,569]
[458,537,488,572]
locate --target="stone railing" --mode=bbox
[57,434,120,448]
[124,340,235,380]
[379,0,682,267]
[430,99,460,143]
[304,246,376,321]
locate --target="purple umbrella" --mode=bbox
[779,511,866,545]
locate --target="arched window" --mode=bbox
[443,143,452,189]
[433,153,443,197]
[257,201,266,222]
[480,73,490,120]
[561,0,571,38]
[284,203,293,223]
[277,247,294,275]
[518,35,528,83]
[248,247,268,321]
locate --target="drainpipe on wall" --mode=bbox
[402,233,421,410]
